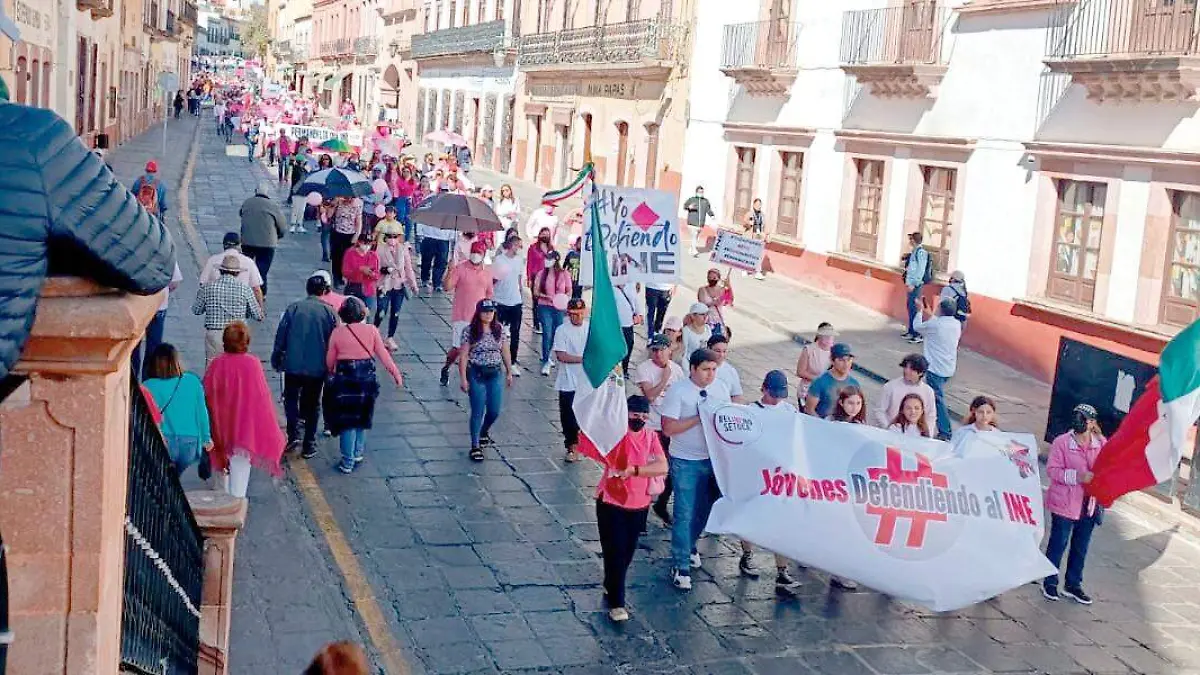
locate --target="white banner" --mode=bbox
[580,185,681,286]
[274,124,365,148]
[702,404,1055,611]
[709,230,765,272]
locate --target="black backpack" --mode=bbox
[920,246,934,285]
[948,286,971,322]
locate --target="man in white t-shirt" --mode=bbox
[706,333,745,403]
[553,297,589,462]
[636,333,685,524]
[491,233,526,375]
[524,203,560,242]
[615,281,644,376]
[199,232,265,306]
[660,347,731,591]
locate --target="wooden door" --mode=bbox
[901,0,937,63]
[776,151,802,237]
[733,146,756,224]
[850,158,884,256]
[1161,192,1200,326]
[1130,0,1197,54]
[1047,180,1106,309]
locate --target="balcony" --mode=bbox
[354,35,380,58]
[319,37,354,58]
[77,0,114,17]
[275,39,293,56]
[1045,0,1200,102]
[180,0,198,25]
[720,20,800,95]
[840,3,951,98]
[517,19,690,74]
[412,19,507,59]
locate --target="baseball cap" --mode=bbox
[816,324,839,338]
[688,302,708,315]
[222,232,241,248]
[145,160,158,173]
[831,343,854,359]
[477,299,497,312]
[649,333,671,350]
[663,315,684,331]
[763,370,789,398]
[310,270,333,285]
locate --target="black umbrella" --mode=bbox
[412,193,503,233]
[294,167,372,199]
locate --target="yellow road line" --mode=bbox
[288,456,411,675]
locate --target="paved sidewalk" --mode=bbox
[107,117,374,673]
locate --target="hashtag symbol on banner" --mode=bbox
[865,448,950,548]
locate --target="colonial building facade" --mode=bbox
[680,0,1200,381]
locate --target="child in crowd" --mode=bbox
[950,395,1000,448]
[829,386,866,425]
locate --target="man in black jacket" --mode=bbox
[272,272,338,458]
[0,101,176,380]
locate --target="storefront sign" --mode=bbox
[528,79,666,101]
[703,404,1054,611]
[709,229,765,272]
[580,184,680,286]
[13,0,52,47]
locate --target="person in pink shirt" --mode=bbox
[325,297,403,474]
[375,231,418,351]
[341,233,381,315]
[1042,403,1105,604]
[439,239,494,386]
[526,228,553,333]
[533,250,572,375]
[276,130,294,184]
[577,394,668,623]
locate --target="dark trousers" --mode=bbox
[621,326,635,376]
[242,245,276,296]
[139,308,168,377]
[653,432,673,513]
[906,284,924,335]
[645,287,671,335]
[559,390,579,449]
[496,302,523,363]
[284,374,324,451]
[1044,512,1098,590]
[420,237,450,288]
[330,232,355,285]
[375,288,408,338]
[596,499,649,609]
[278,154,291,182]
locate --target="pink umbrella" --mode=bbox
[425,129,468,146]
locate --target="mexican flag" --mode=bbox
[1089,320,1200,506]
[571,196,628,455]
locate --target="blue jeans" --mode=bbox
[339,428,366,467]
[670,457,716,572]
[278,153,290,181]
[906,284,924,335]
[396,197,413,242]
[375,288,408,338]
[925,372,952,440]
[320,227,332,261]
[1044,512,1098,590]
[467,367,504,447]
[536,305,564,365]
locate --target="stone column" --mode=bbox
[0,277,162,675]
[188,491,248,675]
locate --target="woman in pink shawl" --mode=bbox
[203,321,285,497]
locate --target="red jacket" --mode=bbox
[342,247,381,296]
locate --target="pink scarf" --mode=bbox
[203,353,285,476]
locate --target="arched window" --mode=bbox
[14,57,27,104]
[30,59,40,108]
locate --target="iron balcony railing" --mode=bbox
[412,19,507,59]
[295,45,311,61]
[119,382,204,675]
[518,18,690,67]
[1046,0,1200,59]
[354,35,380,56]
[840,3,951,65]
[721,19,800,70]
[181,0,198,24]
[320,37,354,57]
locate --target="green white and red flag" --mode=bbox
[1089,320,1200,506]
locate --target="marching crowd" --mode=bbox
[126,79,1110,643]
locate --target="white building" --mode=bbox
[681,0,1200,381]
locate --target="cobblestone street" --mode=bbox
[101,121,1200,674]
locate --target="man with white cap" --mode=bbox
[192,254,265,365]
[680,303,713,367]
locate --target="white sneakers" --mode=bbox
[511,363,522,377]
[540,363,552,376]
[672,569,693,590]
[385,337,399,351]
[690,552,702,569]
[608,607,630,622]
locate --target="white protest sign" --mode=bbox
[580,185,681,286]
[710,230,765,273]
[702,404,1055,611]
[276,124,365,148]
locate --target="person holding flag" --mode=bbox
[577,394,669,623]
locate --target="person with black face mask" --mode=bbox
[578,395,669,623]
[1042,403,1105,605]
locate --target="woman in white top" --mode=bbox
[887,393,931,438]
[678,303,713,369]
[950,395,1000,448]
[495,184,522,232]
